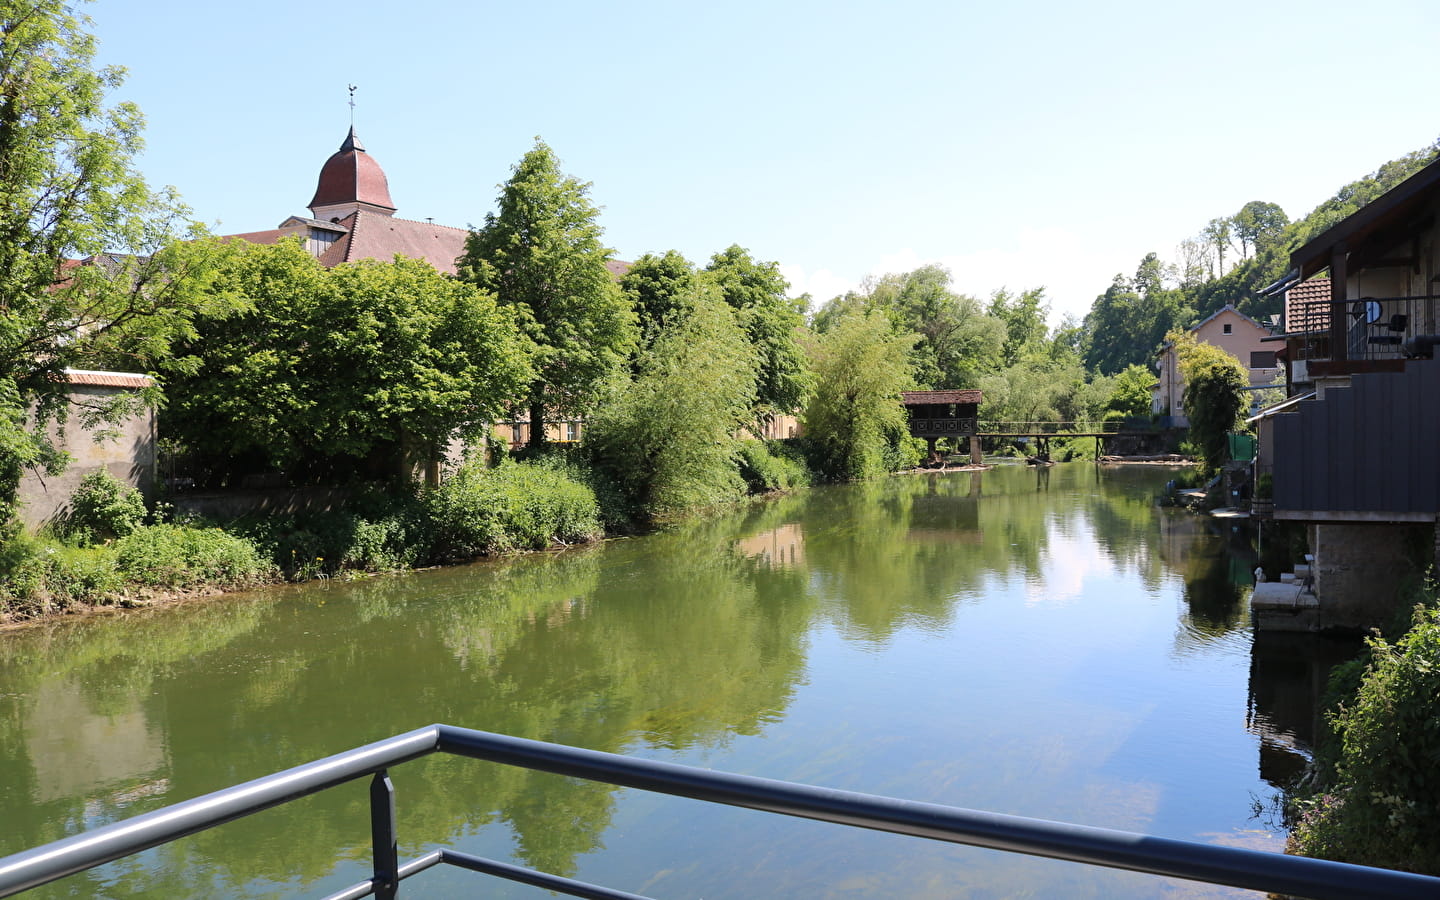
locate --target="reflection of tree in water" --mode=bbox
[1175,520,1252,641]
[0,523,816,894]
[0,464,1210,897]
[1248,632,1363,791]
[798,466,1178,643]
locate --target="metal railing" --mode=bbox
[2,724,1438,899]
[978,421,1131,434]
[1288,295,1440,364]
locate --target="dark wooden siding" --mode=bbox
[1273,359,1440,515]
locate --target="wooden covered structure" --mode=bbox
[902,389,982,464]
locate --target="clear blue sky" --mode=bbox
[93,0,1440,325]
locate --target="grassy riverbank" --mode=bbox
[0,457,604,625]
[1,440,814,626]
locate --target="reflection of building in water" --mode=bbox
[736,524,805,568]
[908,480,983,541]
[1247,632,1362,788]
[25,677,167,803]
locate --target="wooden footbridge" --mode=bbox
[901,393,1159,463]
[976,422,1144,460]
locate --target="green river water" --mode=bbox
[0,464,1357,898]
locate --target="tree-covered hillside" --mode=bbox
[1082,140,1440,375]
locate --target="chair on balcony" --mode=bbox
[1367,313,1408,346]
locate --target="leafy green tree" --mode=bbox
[801,310,917,481]
[163,241,531,478]
[988,286,1049,366]
[0,0,223,518]
[704,245,809,423]
[1082,266,1194,376]
[618,250,698,351]
[1104,364,1155,420]
[1172,330,1247,474]
[1232,201,1288,258]
[459,139,636,448]
[979,348,1088,427]
[584,282,757,519]
[814,265,1003,389]
[1202,216,1233,276]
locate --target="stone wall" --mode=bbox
[15,383,155,530]
[1310,521,1433,630]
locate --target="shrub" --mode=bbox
[64,471,147,543]
[737,440,811,494]
[114,524,273,588]
[0,538,124,617]
[801,310,917,482]
[1289,605,1440,873]
[425,460,601,559]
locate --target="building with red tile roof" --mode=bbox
[224,127,469,275]
[225,128,635,283]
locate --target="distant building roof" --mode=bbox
[317,209,469,274]
[63,369,153,389]
[902,390,982,405]
[221,130,634,280]
[1191,303,1268,333]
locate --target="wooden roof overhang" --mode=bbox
[901,390,982,406]
[1291,156,1440,281]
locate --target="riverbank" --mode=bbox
[1,439,821,629]
[0,457,611,629]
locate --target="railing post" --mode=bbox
[370,770,399,900]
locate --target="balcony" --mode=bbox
[1287,295,1440,377]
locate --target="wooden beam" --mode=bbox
[1329,243,1348,362]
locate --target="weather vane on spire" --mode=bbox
[347,84,357,127]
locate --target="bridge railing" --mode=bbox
[979,421,1120,434]
[2,724,1437,900]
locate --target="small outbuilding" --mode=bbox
[901,389,983,464]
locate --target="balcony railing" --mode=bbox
[3,724,1439,899]
[1288,295,1440,366]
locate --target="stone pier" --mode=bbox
[1308,522,1431,631]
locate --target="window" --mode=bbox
[1250,350,1276,368]
[511,424,522,445]
[566,422,578,442]
[1223,323,1233,335]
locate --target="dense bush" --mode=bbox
[0,540,123,617]
[737,440,811,494]
[425,460,601,559]
[1289,605,1440,874]
[113,524,273,588]
[0,523,272,619]
[63,471,147,543]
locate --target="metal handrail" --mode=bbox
[2,724,1438,899]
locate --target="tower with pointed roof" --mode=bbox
[308,127,397,222]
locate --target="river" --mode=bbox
[0,464,1357,898]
